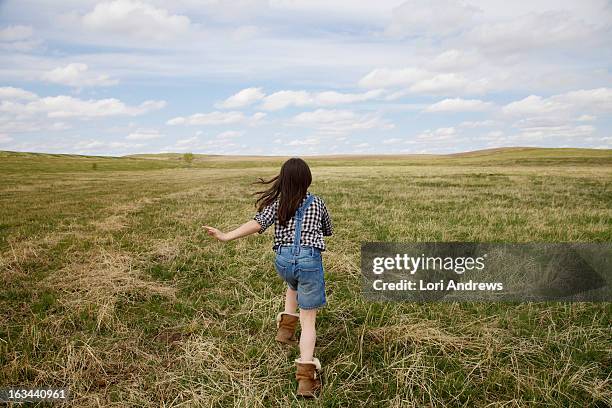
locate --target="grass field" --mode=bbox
[1,147,611,407]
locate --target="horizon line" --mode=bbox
[2,146,611,160]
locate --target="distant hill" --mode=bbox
[447,146,611,158]
[126,147,611,161]
[1,147,610,174]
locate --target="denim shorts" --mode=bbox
[274,245,326,310]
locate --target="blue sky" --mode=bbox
[0,0,610,155]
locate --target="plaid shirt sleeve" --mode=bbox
[320,199,333,236]
[253,200,278,234]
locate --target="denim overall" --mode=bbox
[274,195,326,310]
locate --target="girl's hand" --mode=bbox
[203,225,229,242]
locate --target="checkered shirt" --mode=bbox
[254,192,333,251]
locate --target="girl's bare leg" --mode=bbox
[285,287,298,314]
[299,308,317,361]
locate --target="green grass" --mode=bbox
[1,147,611,407]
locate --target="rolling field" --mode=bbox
[1,148,611,407]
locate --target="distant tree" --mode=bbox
[183,152,194,167]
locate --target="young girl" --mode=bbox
[204,157,333,398]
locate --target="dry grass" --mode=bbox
[1,149,611,407]
[46,247,177,331]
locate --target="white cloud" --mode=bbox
[0,118,71,134]
[508,125,596,142]
[42,63,118,87]
[359,68,429,89]
[410,73,472,94]
[216,130,243,138]
[291,109,393,135]
[386,3,606,58]
[503,88,612,117]
[387,0,480,37]
[267,1,396,21]
[166,111,265,126]
[292,109,346,125]
[0,25,33,42]
[484,130,504,139]
[82,0,192,41]
[0,24,38,51]
[232,25,260,41]
[261,90,310,110]
[74,139,144,154]
[0,133,13,143]
[428,49,480,71]
[0,93,165,119]
[46,97,162,118]
[0,87,38,100]
[0,87,165,141]
[252,112,266,121]
[161,133,251,154]
[167,111,243,126]
[503,95,563,116]
[288,137,320,146]
[260,89,383,110]
[140,100,167,111]
[191,0,269,20]
[126,129,162,140]
[577,114,596,122]
[468,10,603,54]
[161,136,210,153]
[415,127,457,141]
[459,120,496,128]
[359,68,490,96]
[425,98,493,112]
[176,136,198,146]
[315,90,383,105]
[216,87,265,109]
[497,88,611,144]
[560,88,612,111]
[196,87,385,113]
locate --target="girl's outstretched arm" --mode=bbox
[203,220,261,242]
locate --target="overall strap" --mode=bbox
[292,194,315,256]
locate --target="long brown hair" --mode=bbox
[255,157,312,226]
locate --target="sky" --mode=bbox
[0,0,611,156]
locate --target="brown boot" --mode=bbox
[275,312,299,345]
[295,358,322,398]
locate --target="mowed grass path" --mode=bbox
[1,149,611,407]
